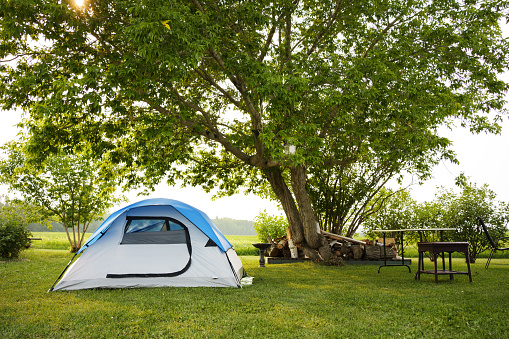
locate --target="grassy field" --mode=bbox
[1,233,508,338]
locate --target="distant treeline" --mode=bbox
[27,217,256,236]
[26,220,105,233]
[211,218,256,236]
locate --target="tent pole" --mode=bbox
[225,249,242,288]
[47,252,79,292]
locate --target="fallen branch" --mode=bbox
[321,230,366,245]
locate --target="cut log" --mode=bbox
[282,247,291,258]
[365,245,380,260]
[277,239,288,249]
[351,245,364,260]
[365,244,396,260]
[267,244,281,257]
[321,230,366,245]
[288,239,299,258]
[377,238,396,245]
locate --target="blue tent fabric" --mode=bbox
[78,198,232,254]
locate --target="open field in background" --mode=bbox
[28,232,509,259]
[28,233,261,256]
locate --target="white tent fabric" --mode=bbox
[51,199,244,290]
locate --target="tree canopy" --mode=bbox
[1,0,508,258]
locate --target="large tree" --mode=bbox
[1,0,508,259]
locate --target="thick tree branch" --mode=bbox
[258,23,277,62]
[149,98,278,168]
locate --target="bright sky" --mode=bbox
[1,20,508,221]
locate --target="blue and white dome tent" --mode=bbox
[50,198,245,290]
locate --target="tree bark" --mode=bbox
[263,167,305,244]
[290,165,325,249]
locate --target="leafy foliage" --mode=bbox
[309,164,415,237]
[0,204,32,259]
[362,188,417,238]
[0,142,122,252]
[254,210,288,242]
[438,182,509,262]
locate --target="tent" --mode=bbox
[50,198,245,291]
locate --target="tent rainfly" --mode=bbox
[50,198,245,291]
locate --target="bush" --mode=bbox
[438,182,509,263]
[0,223,32,259]
[253,210,288,242]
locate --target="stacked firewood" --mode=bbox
[323,231,397,261]
[265,235,293,258]
[264,230,398,261]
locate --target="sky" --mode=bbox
[1,20,508,221]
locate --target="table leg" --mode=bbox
[437,231,444,272]
[377,231,411,273]
[449,252,454,280]
[383,232,387,266]
[399,232,405,265]
[434,253,438,284]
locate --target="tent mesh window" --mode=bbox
[121,217,188,245]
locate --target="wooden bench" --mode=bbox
[416,242,472,283]
[25,237,42,248]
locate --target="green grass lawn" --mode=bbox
[1,233,508,338]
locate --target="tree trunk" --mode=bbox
[290,165,324,249]
[263,167,305,244]
[263,166,332,261]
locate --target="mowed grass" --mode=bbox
[1,233,508,338]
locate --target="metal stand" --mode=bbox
[252,243,272,268]
[377,231,411,273]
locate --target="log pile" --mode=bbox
[324,232,397,261]
[264,235,302,259]
[264,230,399,261]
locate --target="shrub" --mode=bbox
[438,182,509,263]
[253,210,288,242]
[0,223,32,259]
[0,202,33,259]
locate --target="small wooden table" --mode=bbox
[416,242,472,283]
